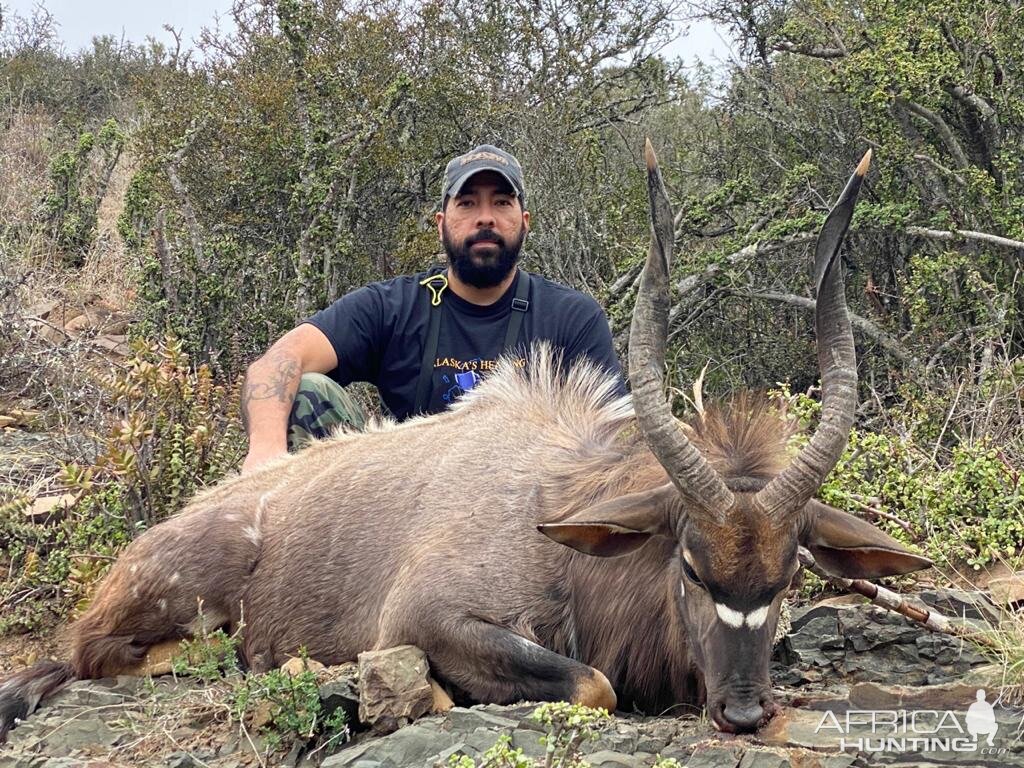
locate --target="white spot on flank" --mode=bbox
[745,605,770,630]
[716,603,744,628]
[258,492,272,512]
[130,564,139,575]
[169,572,181,585]
[158,598,168,612]
[242,525,261,547]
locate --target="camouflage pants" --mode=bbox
[287,373,367,451]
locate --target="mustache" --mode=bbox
[466,229,505,247]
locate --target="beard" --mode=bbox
[442,222,526,289]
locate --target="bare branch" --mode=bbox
[727,287,917,364]
[906,226,1024,252]
[913,153,966,187]
[772,40,847,59]
[165,119,209,273]
[895,97,971,169]
[798,548,997,649]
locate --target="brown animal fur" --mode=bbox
[0,346,800,731]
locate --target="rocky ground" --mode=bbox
[2,588,1021,768]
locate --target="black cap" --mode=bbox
[441,144,526,208]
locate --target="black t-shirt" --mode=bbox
[304,268,625,420]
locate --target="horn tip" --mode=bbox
[855,149,872,177]
[644,138,657,171]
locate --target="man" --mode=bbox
[241,144,624,473]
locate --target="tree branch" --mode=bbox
[895,97,971,169]
[772,40,847,59]
[726,287,917,364]
[906,225,1024,252]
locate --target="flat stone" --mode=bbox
[510,728,546,758]
[988,574,1024,606]
[583,723,639,754]
[684,745,745,768]
[444,706,519,732]
[917,588,1000,622]
[24,300,59,319]
[322,723,459,768]
[90,334,130,356]
[281,655,326,676]
[849,681,980,711]
[585,749,649,768]
[26,319,68,345]
[757,707,851,751]
[737,751,791,768]
[26,493,76,523]
[357,645,434,734]
[457,728,501,754]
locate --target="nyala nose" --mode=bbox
[722,701,764,732]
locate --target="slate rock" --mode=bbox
[737,752,791,768]
[320,663,361,727]
[685,745,745,768]
[443,706,519,732]
[322,722,458,768]
[510,728,547,759]
[357,646,435,735]
[583,723,639,754]
[585,749,650,768]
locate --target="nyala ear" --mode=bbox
[802,499,932,579]
[538,483,677,558]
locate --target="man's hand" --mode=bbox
[241,442,288,474]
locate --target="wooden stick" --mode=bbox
[797,547,998,649]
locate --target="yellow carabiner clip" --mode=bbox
[419,272,449,307]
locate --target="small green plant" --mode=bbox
[230,649,348,753]
[447,734,533,768]
[532,701,610,768]
[83,334,246,528]
[446,702,610,768]
[171,624,242,683]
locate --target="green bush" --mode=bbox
[449,703,610,768]
[0,336,245,634]
[778,385,1022,569]
[230,650,348,753]
[41,118,124,263]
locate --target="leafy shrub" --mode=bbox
[230,649,348,753]
[778,385,1022,569]
[0,336,245,633]
[80,334,246,527]
[172,625,242,683]
[448,703,610,768]
[41,118,124,263]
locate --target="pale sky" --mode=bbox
[3,1,733,67]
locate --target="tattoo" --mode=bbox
[241,352,301,432]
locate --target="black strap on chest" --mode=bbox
[414,269,531,415]
[503,270,531,351]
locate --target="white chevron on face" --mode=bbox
[715,602,744,628]
[715,602,771,630]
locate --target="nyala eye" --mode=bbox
[682,559,704,587]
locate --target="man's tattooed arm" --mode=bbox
[240,348,303,472]
[238,324,338,473]
[241,350,301,432]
